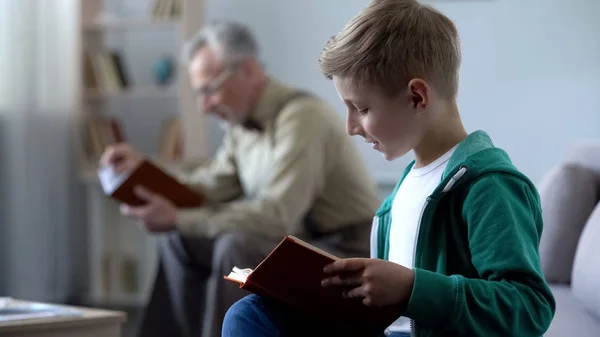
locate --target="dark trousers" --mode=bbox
[137,226,370,337]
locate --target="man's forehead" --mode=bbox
[189,46,225,76]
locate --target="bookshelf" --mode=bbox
[74,0,207,307]
[83,18,181,30]
[84,84,179,100]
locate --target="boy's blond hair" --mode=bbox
[319,0,461,99]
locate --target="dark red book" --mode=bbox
[224,236,401,336]
[97,159,204,208]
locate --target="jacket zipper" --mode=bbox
[409,195,431,337]
[408,167,467,336]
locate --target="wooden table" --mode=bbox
[0,302,126,337]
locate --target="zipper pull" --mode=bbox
[442,166,468,193]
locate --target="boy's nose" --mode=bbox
[346,119,362,137]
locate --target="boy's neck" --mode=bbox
[413,101,467,168]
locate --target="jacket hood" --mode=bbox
[376,130,535,215]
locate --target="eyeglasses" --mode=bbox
[195,65,237,98]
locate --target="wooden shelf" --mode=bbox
[84,85,178,100]
[83,18,180,31]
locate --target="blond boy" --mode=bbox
[222,1,555,336]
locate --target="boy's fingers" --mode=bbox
[345,286,378,307]
[323,258,368,273]
[346,285,367,300]
[321,274,362,287]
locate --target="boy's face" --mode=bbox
[333,76,429,161]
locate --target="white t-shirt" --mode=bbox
[387,146,457,332]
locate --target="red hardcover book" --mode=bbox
[224,236,401,336]
[97,159,204,208]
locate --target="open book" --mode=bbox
[224,236,401,336]
[97,159,204,208]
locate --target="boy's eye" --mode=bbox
[358,108,369,115]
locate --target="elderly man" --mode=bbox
[100,20,381,337]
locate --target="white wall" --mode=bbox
[441,0,600,183]
[204,0,600,184]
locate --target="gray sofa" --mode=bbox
[537,140,600,336]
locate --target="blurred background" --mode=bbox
[0,0,599,335]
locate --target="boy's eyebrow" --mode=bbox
[342,99,358,108]
[344,98,368,107]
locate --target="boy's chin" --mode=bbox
[381,148,408,161]
[379,149,396,161]
[382,152,397,161]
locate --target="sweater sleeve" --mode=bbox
[403,174,556,336]
[175,130,244,203]
[175,101,330,239]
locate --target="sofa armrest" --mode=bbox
[537,164,598,284]
[565,139,600,177]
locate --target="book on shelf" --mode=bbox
[83,116,125,163]
[84,49,131,93]
[224,236,401,337]
[151,0,181,19]
[97,159,204,208]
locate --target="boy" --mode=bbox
[222,0,556,336]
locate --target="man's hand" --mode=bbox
[121,186,178,232]
[321,258,415,308]
[100,143,143,173]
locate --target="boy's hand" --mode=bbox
[321,258,415,308]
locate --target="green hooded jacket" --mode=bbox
[372,130,556,337]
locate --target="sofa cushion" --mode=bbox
[537,163,598,283]
[571,202,600,319]
[565,139,600,177]
[546,285,600,337]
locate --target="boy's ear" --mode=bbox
[408,78,429,110]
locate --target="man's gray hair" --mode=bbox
[182,20,260,66]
